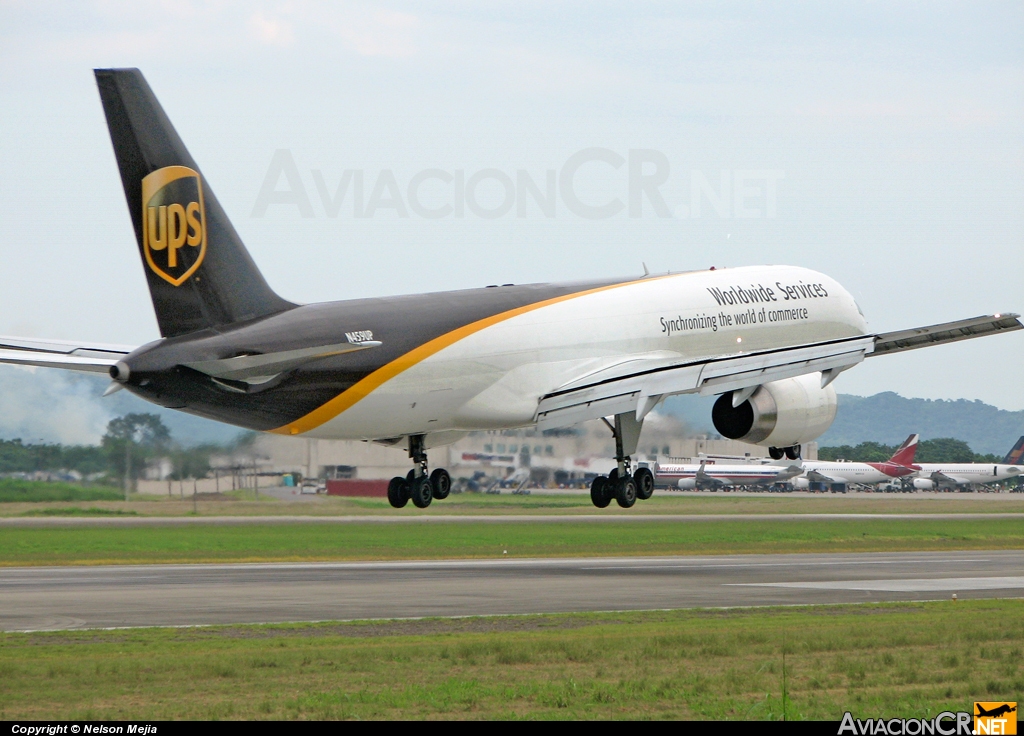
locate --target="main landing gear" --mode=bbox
[387,434,452,509]
[768,445,802,460]
[590,413,656,509]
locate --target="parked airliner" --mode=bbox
[656,458,803,490]
[911,436,1024,489]
[792,434,919,491]
[0,69,1020,510]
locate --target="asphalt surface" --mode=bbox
[2,550,1022,631]
[2,513,1023,526]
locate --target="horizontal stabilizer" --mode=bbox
[183,340,381,382]
[0,335,135,374]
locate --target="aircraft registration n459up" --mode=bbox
[0,69,1020,510]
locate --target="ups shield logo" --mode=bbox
[141,165,207,286]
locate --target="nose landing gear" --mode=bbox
[387,435,453,509]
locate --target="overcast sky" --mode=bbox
[1,1,1022,409]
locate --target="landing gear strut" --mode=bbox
[589,413,655,509]
[387,435,453,509]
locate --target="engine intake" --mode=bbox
[712,373,837,447]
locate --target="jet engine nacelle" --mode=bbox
[712,373,838,448]
[790,477,810,490]
[912,478,936,490]
[676,478,696,490]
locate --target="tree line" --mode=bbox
[0,413,248,490]
[818,437,1005,464]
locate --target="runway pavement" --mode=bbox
[2,550,1022,631]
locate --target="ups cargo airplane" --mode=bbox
[0,69,1021,510]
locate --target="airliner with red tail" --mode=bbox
[792,434,919,490]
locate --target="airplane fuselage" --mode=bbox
[913,463,1022,487]
[796,460,915,487]
[656,461,798,488]
[120,264,867,441]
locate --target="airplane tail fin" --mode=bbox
[1003,436,1024,465]
[94,68,294,338]
[889,433,919,466]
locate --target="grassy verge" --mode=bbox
[19,507,139,517]
[1,491,1023,517]
[0,600,1020,720]
[0,479,122,503]
[1,517,1021,565]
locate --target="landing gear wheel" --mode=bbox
[409,474,433,508]
[615,476,637,508]
[784,445,801,460]
[768,446,784,460]
[634,468,655,500]
[387,476,410,508]
[590,476,611,508]
[430,468,451,500]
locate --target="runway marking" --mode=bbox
[0,555,1001,579]
[582,558,993,570]
[0,556,999,588]
[727,576,1024,592]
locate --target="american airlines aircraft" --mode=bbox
[0,69,1020,511]
[656,458,803,490]
[792,434,919,491]
[911,436,1024,489]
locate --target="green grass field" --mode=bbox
[1,517,1021,565]
[2,488,1023,517]
[0,479,122,503]
[1,600,1019,720]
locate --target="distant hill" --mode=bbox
[818,392,1024,456]
[660,391,1024,456]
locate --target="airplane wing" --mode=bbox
[535,333,873,429]
[695,462,726,487]
[805,469,840,483]
[929,471,964,487]
[534,313,1022,430]
[869,313,1022,356]
[0,335,136,374]
[768,463,804,483]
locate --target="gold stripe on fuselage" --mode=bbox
[271,276,668,435]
